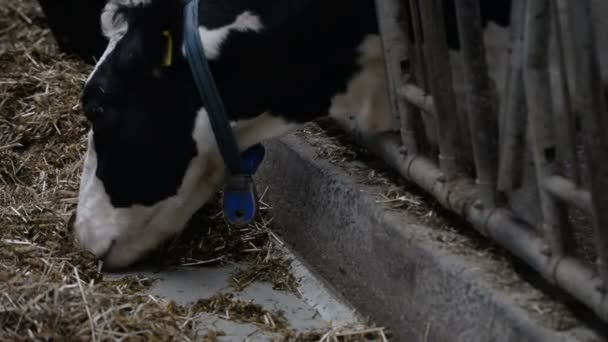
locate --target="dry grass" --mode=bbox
[192,293,289,332]
[0,1,212,337]
[294,122,443,220]
[284,327,389,342]
[0,1,388,340]
[230,257,298,293]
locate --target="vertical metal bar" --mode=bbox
[497,0,528,192]
[418,0,466,180]
[550,0,579,185]
[375,0,419,155]
[408,0,437,154]
[498,1,514,146]
[454,0,499,206]
[408,0,428,91]
[523,0,571,263]
[376,0,417,153]
[567,0,608,289]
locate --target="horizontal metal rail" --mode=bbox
[397,83,436,118]
[543,176,592,214]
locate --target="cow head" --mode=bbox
[74,0,291,269]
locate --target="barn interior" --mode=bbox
[1,0,608,341]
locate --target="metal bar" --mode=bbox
[375,0,419,155]
[567,0,608,290]
[523,0,574,261]
[498,0,517,141]
[454,0,499,207]
[407,0,436,154]
[550,0,579,185]
[497,0,528,192]
[543,176,592,214]
[418,0,466,180]
[331,122,608,322]
[408,0,428,91]
[397,83,436,117]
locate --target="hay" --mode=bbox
[192,293,288,332]
[0,0,389,339]
[1,271,192,341]
[284,326,389,342]
[294,122,438,219]
[230,257,298,293]
[154,196,280,268]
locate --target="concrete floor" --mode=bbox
[104,246,364,341]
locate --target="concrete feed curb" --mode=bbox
[255,133,605,342]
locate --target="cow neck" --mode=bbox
[183,0,264,226]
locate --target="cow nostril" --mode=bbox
[85,106,104,122]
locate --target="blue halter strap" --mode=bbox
[183,0,264,226]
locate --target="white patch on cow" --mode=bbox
[197,11,264,60]
[329,34,396,134]
[100,0,151,39]
[75,109,297,269]
[232,113,299,150]
[86,37,122,84]
[100,3,128,39]
[86,2,133,84]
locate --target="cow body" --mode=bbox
[75,0,394,268]
[37,0,108,62]
[37,0,512,62]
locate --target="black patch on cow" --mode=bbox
[201,0,379,123]
[83,0,199,208]
[38,0,109,62]
[83,0,380,207]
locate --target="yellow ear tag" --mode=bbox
[162,30,173,66]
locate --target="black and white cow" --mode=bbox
[38,0,512,62]
[74,0,395,268]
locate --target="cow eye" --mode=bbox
[81,84,119,129]
[152,66,166,79]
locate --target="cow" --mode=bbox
[37,0,108,63]
[39,0,511,64]
[74,0,396,269]
[73,0,518,269]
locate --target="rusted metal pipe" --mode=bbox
[497,0,527,192]
[567,0,608,290]
[406,0,437,154]
[550,0,580,185]
[375,0,419,155]
[397,83,436,117]
[523,0,574,261]
[543,176,592,214]
[418,0,467,180]
[454,0,499,207]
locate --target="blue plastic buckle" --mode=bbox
[222,144,265,226]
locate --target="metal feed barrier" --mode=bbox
[338,0,608,323]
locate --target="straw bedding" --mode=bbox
[0,0,388,340]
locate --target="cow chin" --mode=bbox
[74,132,224,270]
